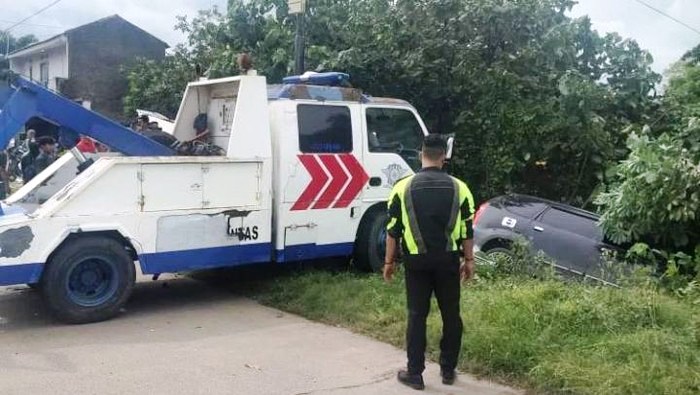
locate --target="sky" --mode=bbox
[2,0,700,75]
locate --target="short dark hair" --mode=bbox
[38,137,55,147]
[422,134,447,161]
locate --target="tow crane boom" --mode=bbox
[0,75,174,156]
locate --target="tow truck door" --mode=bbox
[361,105,428,202]
[277,101,365,261]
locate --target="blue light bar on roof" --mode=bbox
[283,72,350,87]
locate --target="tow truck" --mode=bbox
[0,72,449,323]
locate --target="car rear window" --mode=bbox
[540,208,601,240]
[504,200,547,219]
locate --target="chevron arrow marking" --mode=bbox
[334,154,369,208]
[291,155,329,211]
[292,154,369,211]
[313,155,350,209]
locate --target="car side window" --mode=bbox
[540,208,601,240]
[298,104,353,153]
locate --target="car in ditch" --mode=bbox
[473,194,623,284]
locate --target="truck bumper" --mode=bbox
[0,263,43,286]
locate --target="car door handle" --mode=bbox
[533,226,544,232]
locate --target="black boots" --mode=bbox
[397,369,457,389]
[397,370,425,390]
[441,369,456,385]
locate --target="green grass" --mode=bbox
[247,269,700,395]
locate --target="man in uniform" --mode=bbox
[384,134,475,390]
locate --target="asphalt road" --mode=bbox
[0,274,520,395]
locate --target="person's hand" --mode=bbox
[461,258,475,282]
[383,263,395,283]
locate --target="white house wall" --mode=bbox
[9,41,69,91]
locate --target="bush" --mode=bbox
[596,122,700,249]
[596,120,700,290]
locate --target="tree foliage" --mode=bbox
[596,122,700,248]
[123,51,196,118]
[0,33,38,80]
[124,0,660,205]
[597,45,700,281]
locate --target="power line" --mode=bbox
[4,0,66,57]
[4,0,65,33]
[631,0,700,37]
[0,19,63,29]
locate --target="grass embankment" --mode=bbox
[248,270,700,394]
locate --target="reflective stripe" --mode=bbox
[453,179,475,241]
[403,177,427,254]
[386,178,407,235]
[445,178,460,251]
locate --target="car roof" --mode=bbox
[499,194,600,221]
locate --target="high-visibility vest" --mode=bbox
[387,173,474,255]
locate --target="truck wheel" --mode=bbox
[41,237,136,324]
[355,209,388,272]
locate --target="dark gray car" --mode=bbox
[474,194,622,282]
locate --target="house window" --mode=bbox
[40,62,49,87]
[297,104,353,153]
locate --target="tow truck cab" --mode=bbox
[0,72,436,323]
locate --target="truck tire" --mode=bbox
[41,237,136,324]
[355,209,388,272]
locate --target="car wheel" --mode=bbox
[484,247,515,266]
[355,209,388,272]
[41,237,135,324]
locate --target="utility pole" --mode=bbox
[289,0,306,74]
[4,31,10,59]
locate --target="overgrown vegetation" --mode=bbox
[248,258,700,394]
[595,46,700,288]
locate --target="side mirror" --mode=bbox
[445,135,455,160]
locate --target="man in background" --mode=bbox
[24,129,36,152]
[0,150,10,198]
[35,137,57,174]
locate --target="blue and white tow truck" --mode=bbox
[0,72,447,323]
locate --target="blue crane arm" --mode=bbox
[0,76,174,156]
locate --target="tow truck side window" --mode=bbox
[298,104,353,153]
[366,107,424,171]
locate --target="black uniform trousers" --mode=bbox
[404,253,463,375]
